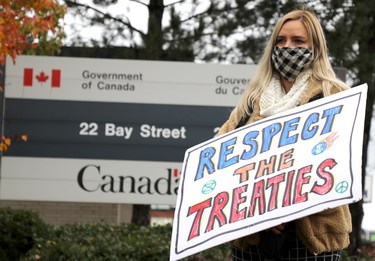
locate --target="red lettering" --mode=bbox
[230,185,248,223]
[187,198,212,240]
[294,165,312,203]
[311,158,336,195]
[248,180,266,217]
[283,170,295,207]
[205,192,229,233]
[266,173,285,211]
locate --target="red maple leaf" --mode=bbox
[36,71,49,83]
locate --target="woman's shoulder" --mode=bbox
[299,82,323,105]
[301,80,347,105]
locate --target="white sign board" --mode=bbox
[170,84,367,260]
[1,55,257,205]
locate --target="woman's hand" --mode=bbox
[270,224,286,235]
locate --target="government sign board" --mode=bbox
[170,84,367,260]
[0,55,256,204]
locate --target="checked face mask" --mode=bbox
[271,46,313,82]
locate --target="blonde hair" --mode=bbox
[233,7,348,123]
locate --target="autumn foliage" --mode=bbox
[0,0,66,66]
[0,0,66,151]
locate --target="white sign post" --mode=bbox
[170,84,367,260]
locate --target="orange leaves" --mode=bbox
[0,0,67,65]
[0,136,11,152]
[0,134,28,152]
[0,7,26,64]
[0,143,8,151]
[21,134,28,142]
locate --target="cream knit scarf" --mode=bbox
[260,70,311,117]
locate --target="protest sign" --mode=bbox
[170,84,367,260]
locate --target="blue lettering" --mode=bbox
[195,147,216,180]
[261,123,281,153]
[241,131,259,160]
[279,117,299,146]
[321,106,343,134]
[302,113,319,140]
[218,137,239,170]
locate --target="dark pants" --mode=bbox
[231,223,342,261]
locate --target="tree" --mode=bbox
[62,1,375,254]
[0,0,66,151]
[0,0,66,65]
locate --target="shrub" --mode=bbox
[23,222,230,261]
[0,208,49,261]
[23,223,167,260]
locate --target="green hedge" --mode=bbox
[0,208,49,261]
[0,208,230,261]
[3,208,375,260]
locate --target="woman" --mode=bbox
[217,7,351,261]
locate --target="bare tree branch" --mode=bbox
[65,0,146,37]
[129,0,149,8]
[165,0,185,8]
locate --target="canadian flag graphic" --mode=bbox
[23,68,61,88]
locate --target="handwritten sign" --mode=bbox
[170,84,367,260]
